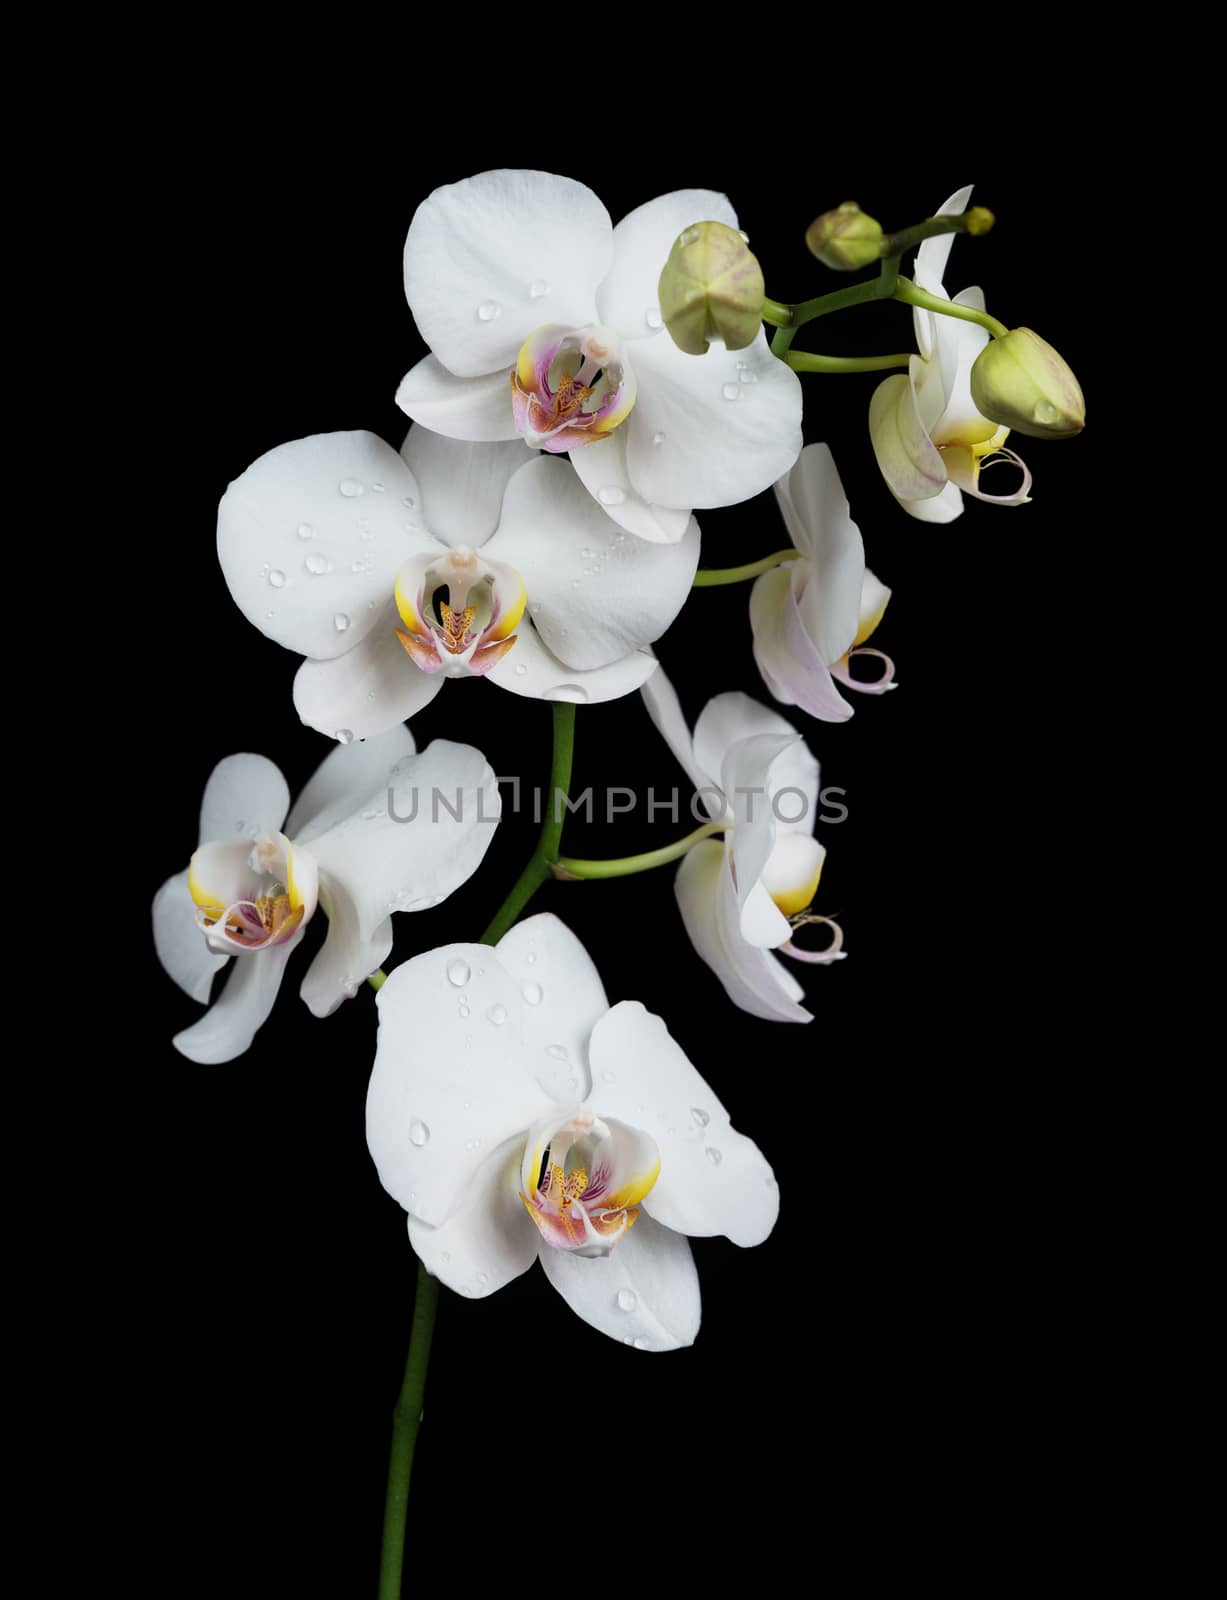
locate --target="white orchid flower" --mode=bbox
[366,913,777,1350]
[152,728,499,1063]
[218,426,699,742]
[395,169,803,545]
[750,443,895,721]
[869,185,1033,522]
[642,673,842,1025]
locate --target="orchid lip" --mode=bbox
[518,1104,661,1258]
[511,323,636,453]
[394,546,526,678]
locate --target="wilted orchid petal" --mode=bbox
[397,171,802,539]
[219,429,696,741]
[366,914,776,1349]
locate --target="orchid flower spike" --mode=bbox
[366,914,778,1349]
[218,427,699,742]
[152,728,499,1062]
[395,170,802,544]
[642,673,843,1024]
[751,444,895,721]
[869,185,1033,521]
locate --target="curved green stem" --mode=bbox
[761,296,794,328]
[770,256,899,357]
[378,1261,439,1600]
[555,821,729,880]
[893,276,1009,339]
[882,207,993,256]
[693,548,796,588]
[785,350,911,374]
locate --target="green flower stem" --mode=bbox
[882,208,993,256]
[376,699,576,1598]
[692,548,797,587]
[761,296,794,328]
[377,1261,439,1600]
[893,276,1009,339]
[769,256,899,357]
[785,350,912,374]
[555,821,730,880]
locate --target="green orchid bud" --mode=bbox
[805,202,884,271]
[658,221,765,355]
[970,327,1086,439]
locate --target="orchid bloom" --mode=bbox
[152,728,499,1062]
[218,426,699,742]
[642,674,842,1024]
[395,169,803,545]
[750,443,895,721]
[869,185,1033,521]
[366,914,778,1349]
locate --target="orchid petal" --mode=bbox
[217,432,436,663]
[640,667,718,801]
[624,330,802,511]
[403,170,609,378]
[536,1210,700,1352]
[172,930,303,1064]
[931,287,996,445]
[868,367,948,503]
[776,444,865,665]
[299,896,393,1019]
[749,567,855,722]
[589,1001,780,1246]
[914,184,974,358]
[483,624,657,704]
[395,357,521,442]
[199,754,290,847]
[399,426,527,550]
[483,456,699,669]
[567,429,691,544]
[292,606,446,741]
[366,944,554,1227]
[153,871,228,1004]
[495,914,608,1102]
[407,1137,538,1299]
[596,188,739,344]
[895,478,964,523]
[285,727,417,844]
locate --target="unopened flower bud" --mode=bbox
[658,221,765,355]
[805,202,884,271]
[970,327,1086,439]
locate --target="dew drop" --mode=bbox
[297,522,314,540]
[336,729,355,745]
[521,980,543,1006]
[691,1107,710,1128]
[477,300,502,322]
[334,613,350,632]
[722,383,742,401]
[338,478,365,498]
[681,226,701,246]
[401,495,416,508]
[633,1336,651,1350]
[458,1004,470,1019]
[1035,401,1060,424]
[477,1271,489,1287]
[550,684,589,704]
[546,1044,568,1060]
[372,481,385,493]
[738,229,750,243]
[616,1288,638,1312]
[446,959,471,988]
[645,306,663,330]
[305,552,332,575]
[514,662,528,676]
[441,1250,451,1264]
[529,279,551,299]
[705,1147,723,1165]
[362,808,381,821]
[267,569,286,588]
[409,1119,430,1147]
[598,486,625,507]
[624,1336,634,1346]
[652,431,666,446]
[526,953,538,964]
[487,1003,508,1026]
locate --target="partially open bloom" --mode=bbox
[750,444,895,722]
[869,185,1032,521]
[643,674,842,1024]
[218,426,698,742]
[152,728,499,1061]
[395,169,802,544]
[366,914,778,1349]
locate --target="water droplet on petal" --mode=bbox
[487,1003,507,1026]
[338,478,365,498]
[722,383,741,401]
[691,1107,710,1128]
[477,300,501,322]
[740,368,758,385]
[336,729,355,745]
[705,1146,723,1165]
[738,229,750,243]
[681,227,701,247]
[526,953,538,965]
[362,808,381,821]
[409,1119,430,1147]
[441,1250,451,1264]
[546,1044,568,1060]
[447,959,471,988]
[372,481,385,493]
[521,980,543,1005]
[458,1004,470,1019]
[297,522,314,540]
[550,684,589,704]
[645,306,663,329]
[305,552,332,575]
[598,486,625,507]
[477,1271,489,1286]
[529,279,550,299]
[401,494,416,508]
[633,1336,651,1350]
[267,569,286,588]
[334,612,350,632]
[652,431,666,446]
[623,1336,634,1346]
[616,1288,638,1312]
[514,662,528,676]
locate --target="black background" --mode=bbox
[119,138,1100,1593]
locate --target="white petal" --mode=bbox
[717,729,801,949]
[199,753,290,846]
[495,913,608,1101]
[285,727,417,844]
[173,931,302,1064]
[407,1137,538,1299]
[749,566,854,722]
[868,367,948,503]
[217,432,436,662]
[624,331,802,511]
[299,898,393,1018]
[395,357,522,441]
[153,870,228,1003]
[596,187,738,343]
[308,739,500,947]
[931,286,994,445]
[589,1001,780,1246]
[675,840,810,1024]
[914,184,974,359]
[536,1210,700,1352]
[403,170,609,377]
[292,607,446,741]
[366,943,554,1226]
[568,429,692,544]
[485,623,657,704]
[484,455,699,669]
[692,690,803,792]
[777,445,865,665]
[399,427,528,549]
[640,667,718,801]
